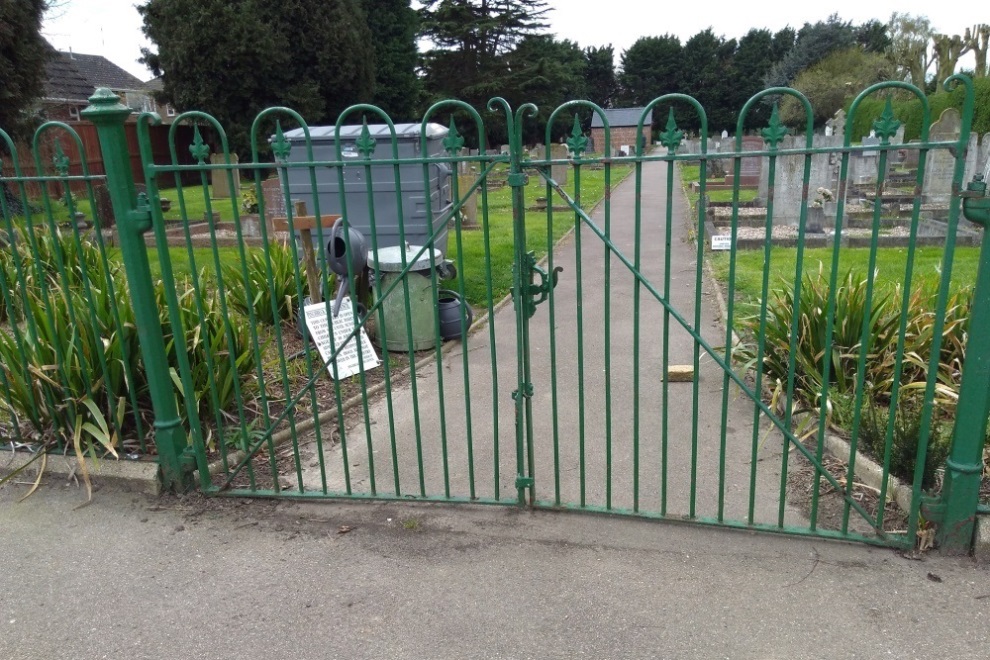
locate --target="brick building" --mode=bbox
[590,107,652,156]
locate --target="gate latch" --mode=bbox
[129,192,154,234]
[514,251,562,319]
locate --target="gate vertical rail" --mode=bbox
[81,89,190,491]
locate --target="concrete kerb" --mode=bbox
[198,166,636,485]
[1,449,161,496]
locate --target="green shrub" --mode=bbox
[223,241,310,326]
[861,391,951,489]
[737,269,900,404]
[0,229,259,457]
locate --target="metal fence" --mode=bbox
[1,78,988,554]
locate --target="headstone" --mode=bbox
[551,143,568,185]
[728,136,763,186]
[92,184,115,228]
[861,136,881,148]
[826,109,846,140]
[469,149,480,157]
[771,134,842,227]
[456,173,478,227]
[721,129,729,140]
[903,140,921,169]
[457,147,471,175]
[500,144,511,155]
[210,152,239,198]
[981,133,990,181]
[261,176,287,230]
[924,108,963,204]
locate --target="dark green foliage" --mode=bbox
[139,0,375,155]
[731,29,780,129]
[418,0,551,146]
[618,34,682,107]
[361,0,421,120]
[680,29,737,131]
[856,19,892,54]
[847,77,990,143]
[0,0,50,138]
[861,392,951,489]
[223,240,310,326]
[763,14,859,89]
[584,45,617,110]
[502,35,587,143]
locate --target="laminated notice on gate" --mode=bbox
[304,299,380,380]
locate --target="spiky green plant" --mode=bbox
[222,241,310,326]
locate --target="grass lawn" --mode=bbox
[710,245,980,314]
[28,184,240,226]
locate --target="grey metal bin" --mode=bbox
[281,123,453,255]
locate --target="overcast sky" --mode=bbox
[43,0,976,82]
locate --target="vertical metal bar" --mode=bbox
[603,150,613,510]
[573,159,585,507]
[546,155,561,506]
[748,151,778,525]
[663,153,675,515]
[633,147,642,513]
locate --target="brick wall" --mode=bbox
[591,126,648,155]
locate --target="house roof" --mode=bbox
[590,107,652,129]
[43,49,147,103]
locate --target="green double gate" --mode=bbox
[1,78,989,553]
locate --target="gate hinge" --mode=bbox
[130,192,154,233]
[515,475,534,489]
[179,447,198,472]
[962,174,990,226]
[507,172,529,187]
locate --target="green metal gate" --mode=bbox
[1,78,988,553]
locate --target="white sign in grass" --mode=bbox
[711,234,733,251]
[304,298,380,380]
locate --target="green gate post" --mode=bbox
[938,174,990,553]
[81,89,191,492]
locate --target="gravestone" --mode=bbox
[456,172,478,227]
[923,108,962,204]
[772,134,842,226]
[903,140,922,169]
[721,129,729,139]
[825,109,846,140]
[551,143,568,185]
[725,135,766,186]
[982,133,990,180]
[210,153,239,198]
[260,176,287,230]
[92,184,115,228]
[500,144,511,155]
[456,148,470,175]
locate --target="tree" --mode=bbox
[584,45,617,109]
[763,14,858,89]
[139,0,374,155]
[418,0,551,106]
[731,29,781,129]
[618,35,682,106]
[887,12,935,87]
[856,19,891,54]
[0,0,50,138]
[932,33,971,87]
[361,0,421,119]
[965,24,990,78]
[781,47,894,127]
[501,35,586,142]
[680,29,737,131]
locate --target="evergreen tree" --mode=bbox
[584,45,617,109]
[618,35,683,106]
[0,0,50,139]
[362,0,421,120]
[418,0,551,105]
[139,0,375,155]
[763,15,859,89]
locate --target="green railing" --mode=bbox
[1,78,987,554]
